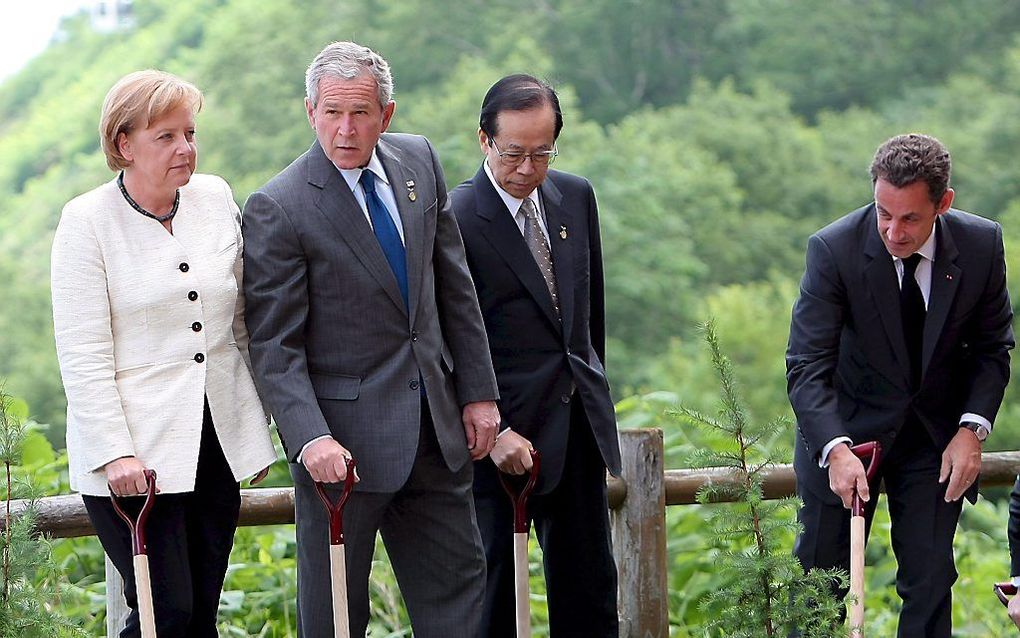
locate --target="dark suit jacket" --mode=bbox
[242,135,499,492]
[787,204,1013,504]
[450,166,621,493]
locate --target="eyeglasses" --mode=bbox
[488,137,557,167]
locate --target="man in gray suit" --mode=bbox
[242,41,501,637]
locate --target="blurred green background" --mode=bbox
[4,0,1020,634]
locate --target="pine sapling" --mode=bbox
[671,321,845,637]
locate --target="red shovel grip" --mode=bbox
[849,441,882,517]
[498,449,541,533]
[995,582,1017,607]
[109,468,157,556]
[314,456,357,545]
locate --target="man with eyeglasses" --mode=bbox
[450,74,622,637]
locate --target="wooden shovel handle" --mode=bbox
[498,449,541,533]
[849,442,882,517]
[995,582,1017,607]
[109,469,157,556]
[314,457,358,545]
[134,554,157,638]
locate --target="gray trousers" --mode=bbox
[293,405,486,637]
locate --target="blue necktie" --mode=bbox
[361,170,408,309]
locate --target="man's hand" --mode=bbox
[462,401,500,460]
[105,456,150,496]
[489,430,534,475]
[302,438,358,484]
[1008,590,1020,630]
[827,443,869,509]
[939,427,982,502]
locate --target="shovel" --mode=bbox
[498,449,541,638]
[994,581,1017,607]
[848,441,882,637]
[314,457,358,638]
[110,468,158,638]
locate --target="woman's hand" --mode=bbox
[104,456,150,496]
[249,466,271,486]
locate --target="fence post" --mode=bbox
[611,428,668,637]
[106,555,129,636]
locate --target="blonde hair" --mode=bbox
[99,70,203,171]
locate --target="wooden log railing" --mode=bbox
[5,432,1020,637]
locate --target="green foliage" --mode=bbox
[0,390,84,638]
[669,323,845,636]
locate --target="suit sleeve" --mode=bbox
[241,190,330,461]
[961,223,1014,423]
[585,179,607,366]
[426,139,499,405]
[51,204,136,471]
[786,233,851,459]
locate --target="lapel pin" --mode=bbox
[559,224,567,240]
[406,180,416,202]
[946,274,953,280]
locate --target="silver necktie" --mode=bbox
[520,198,559,316]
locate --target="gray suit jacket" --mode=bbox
[787,204,1014,504]
[242,134,499,492]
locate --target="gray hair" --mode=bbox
[305,41,393,108]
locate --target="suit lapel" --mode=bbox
[472,168,561,331]
[863,217,911,386]
[922,218,961,381]
[378,140,424,325]
[541,176,574,343]
[306,141,407,315]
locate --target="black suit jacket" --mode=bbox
[451,166,622,493]
[787,204,1014,504]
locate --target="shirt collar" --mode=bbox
[892,221,938,264]
[336,150,389,193]
[483,158,540,215]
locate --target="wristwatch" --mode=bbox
[960,421,990,442]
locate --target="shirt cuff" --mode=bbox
[819,436,853,468]
[1012,575,1020,587]
[297,435,332,464]
[496,427,513,439]
[959,413,992,431]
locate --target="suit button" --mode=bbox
[194,353,205,363]
[409,379,420,390]
[192,322,202,332]
[188,290,198,301]
[411,330,418,342]
[560,394,571,404]
[179,262,189,272]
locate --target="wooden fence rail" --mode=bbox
[5,431,1020,637]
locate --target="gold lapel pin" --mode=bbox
[406,180,416,202]
[559,224,567,240]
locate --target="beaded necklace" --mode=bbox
[117,171,179,223]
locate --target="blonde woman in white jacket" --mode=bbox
[50,70,277,638]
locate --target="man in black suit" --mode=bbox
[450,74,622,637]
[787,133,1014,637]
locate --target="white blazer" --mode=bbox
[51,173,278,495]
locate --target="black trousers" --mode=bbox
[795,420,962,638]
[83,400,241,638]
[473,398,619,638]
